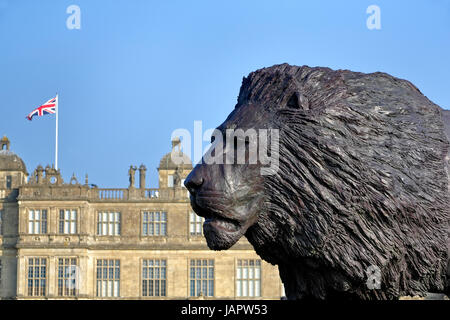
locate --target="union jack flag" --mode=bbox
[26,96,57,121]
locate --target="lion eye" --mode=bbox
[211,136,215,143]
[286,92,300,109]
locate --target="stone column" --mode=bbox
[36,165,44,184]
[139,164,146,189]
[47,256,57,297]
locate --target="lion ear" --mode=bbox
[286,93,300,109]
[286,92,309,110]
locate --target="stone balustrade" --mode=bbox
[16,185,189,202]
[96,188,126,200]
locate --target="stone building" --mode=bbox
[0,136,282,299]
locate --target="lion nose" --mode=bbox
[184,169,204,196]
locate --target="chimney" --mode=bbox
[139,164,147,189]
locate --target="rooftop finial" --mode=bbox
[172,137,181,152]
[0,136,10,151]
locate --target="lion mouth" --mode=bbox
[191,194,241,233]
[204,217,240,233]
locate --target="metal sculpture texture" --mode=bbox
[185,64,450,300]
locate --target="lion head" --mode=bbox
[185,64,449,300]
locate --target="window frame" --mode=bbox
[188,259,215,298]
[167,175,174,187]
[141,210,168,237]
[189,212,204,237]
[6,175,12,189]
[26,257,48,297]
[95,259,121,298]
[141,258,168,297]
[56,257,79,297]
[58,209,78,235]
[235,259,262,298]
[96,211,121,236]
[27,209,48,235]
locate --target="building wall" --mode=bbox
[11,195,282,300]
[15,248,281,299]
[0,196,19,299]
[0,145,283,300]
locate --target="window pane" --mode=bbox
[249,267,254,279]
[149,224,153,235]
[249,280,254,297]
[190,280,195,296]
[209,267,214,278]
[237,280,241,297]
[142,280,147,296]
[114,280,119,297]
[255,280,261,297]
[143,224,148,236]
[208,280,214,297]
[161,280,166,296]
[202,280,207,295]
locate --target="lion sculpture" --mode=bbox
[184,64,450,300]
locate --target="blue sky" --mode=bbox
[1,0,449,188]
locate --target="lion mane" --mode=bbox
[240,64,449,300]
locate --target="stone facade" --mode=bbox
[0,136,282,299]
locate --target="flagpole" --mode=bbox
[55,93,59,170]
